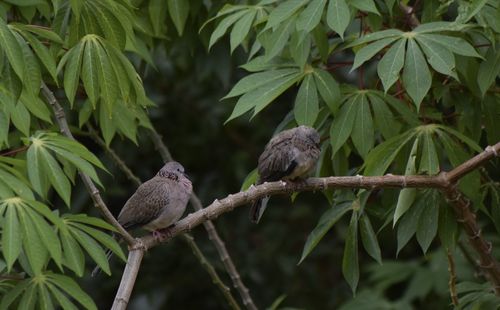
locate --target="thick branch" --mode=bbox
[111,249,144,310]
[42,83,135,245]
[148,127,258,310]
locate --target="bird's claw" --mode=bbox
[152,227,174,242]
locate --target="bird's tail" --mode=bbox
[249,196,270,224]
[91,249,114,277]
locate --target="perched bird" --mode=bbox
[249,125,321,223]
[92,161,192,276]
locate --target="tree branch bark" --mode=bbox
[42,82,136,245]
[111,248,144,310]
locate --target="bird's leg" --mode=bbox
[152,225,174,242]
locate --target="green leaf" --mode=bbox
[296,0,326,32]
[88,2,126,50]
[20,93,52,124]
[17,283,37,307]
[299,202,351,264]
[351,94,374,158]
[226,71,303,122]
[326,0,350,39]
[60,230,85,276]
[47,274,97,310]
[209,10,248,49]
[455,0,489,23]
[313,69,340,113]
[348,29,403,47]
[342,211,359,293]
[477,47,500,96]
[438,202,457,249]
[377,38,406,91]
[230,10,256,53]
[3,205,22,271]
[368,93,396,139]
[397,192,426,254]
[265,0,307,30]
[10,102,31,137]
[419,132,439,175]
[359,214,382,264]
[413,21,471,33]
[61,43,84,107]
[70,229,110,275]
[294,74,319,126]
[18,207,48,274]
[46,283,79,310]
[70,222,125,261]
[0,19,24,80]
[264,18,295,60]
[483,95,500,145]
[18,30,58,83]
[419,34,481,58]
[416,191,439,253]
[168,0,190,36]
[37,283,55,310]
[39,147,71,206]
[416,35,457,78]
[94,41,118,112]
[402,39,431,110]
[393,137,419,225]
[351,37,399,71]
[81,39,100,107]
[0,279,30,310]
[224,68,300,99]
[330,95,358,157]
[26,209,62,269]
[66,214,117,232]
[350,0,380,15]
[240,168,258,191]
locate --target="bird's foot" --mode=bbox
[152,226,174,242]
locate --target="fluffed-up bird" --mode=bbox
[92,161,192,276]
[249,125,321,223]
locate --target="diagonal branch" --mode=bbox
[42,82,136,245]
[148,127,257,310]
[87,126,240,309]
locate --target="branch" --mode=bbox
[111,248,144,310]
[134,142,500,293]
[148,127,258,310]
[41,82,135,245]
[446,249,459,306]
[89,129,240,308]
[182,234,241,310]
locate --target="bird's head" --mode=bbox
[157,161,190,179]
[296,125,320,146]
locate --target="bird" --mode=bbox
[91,161,192,276]
[249,125,321,223]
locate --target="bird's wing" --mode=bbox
[258,137,298,182]
[117,179,170,230]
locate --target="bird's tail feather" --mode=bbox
[249,196,269,224]
[91,249,114,277]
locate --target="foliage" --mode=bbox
[0,0,499,309]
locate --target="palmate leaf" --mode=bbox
[296,0,326,32]
[0,18,24,80]
[0,198,63,273]
[326,0,350,39]
[26,132,105,205]
[402,39,431,110]
[0,157,34,200]
[0,272,97,310]
[265,0,307,30]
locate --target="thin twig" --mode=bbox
[0,146,29,157]
[111,249,144,310]
[90,130,241,309]
[182,234,241,310]
[41,82,135,245]
[148,127,258,310]
[446,248,459,306]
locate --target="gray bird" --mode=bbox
[92,161,192,276]
[249,125,321,223]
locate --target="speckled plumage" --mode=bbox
[117,162,192,232]
[250,126,321,223]
[91,161,192,277]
